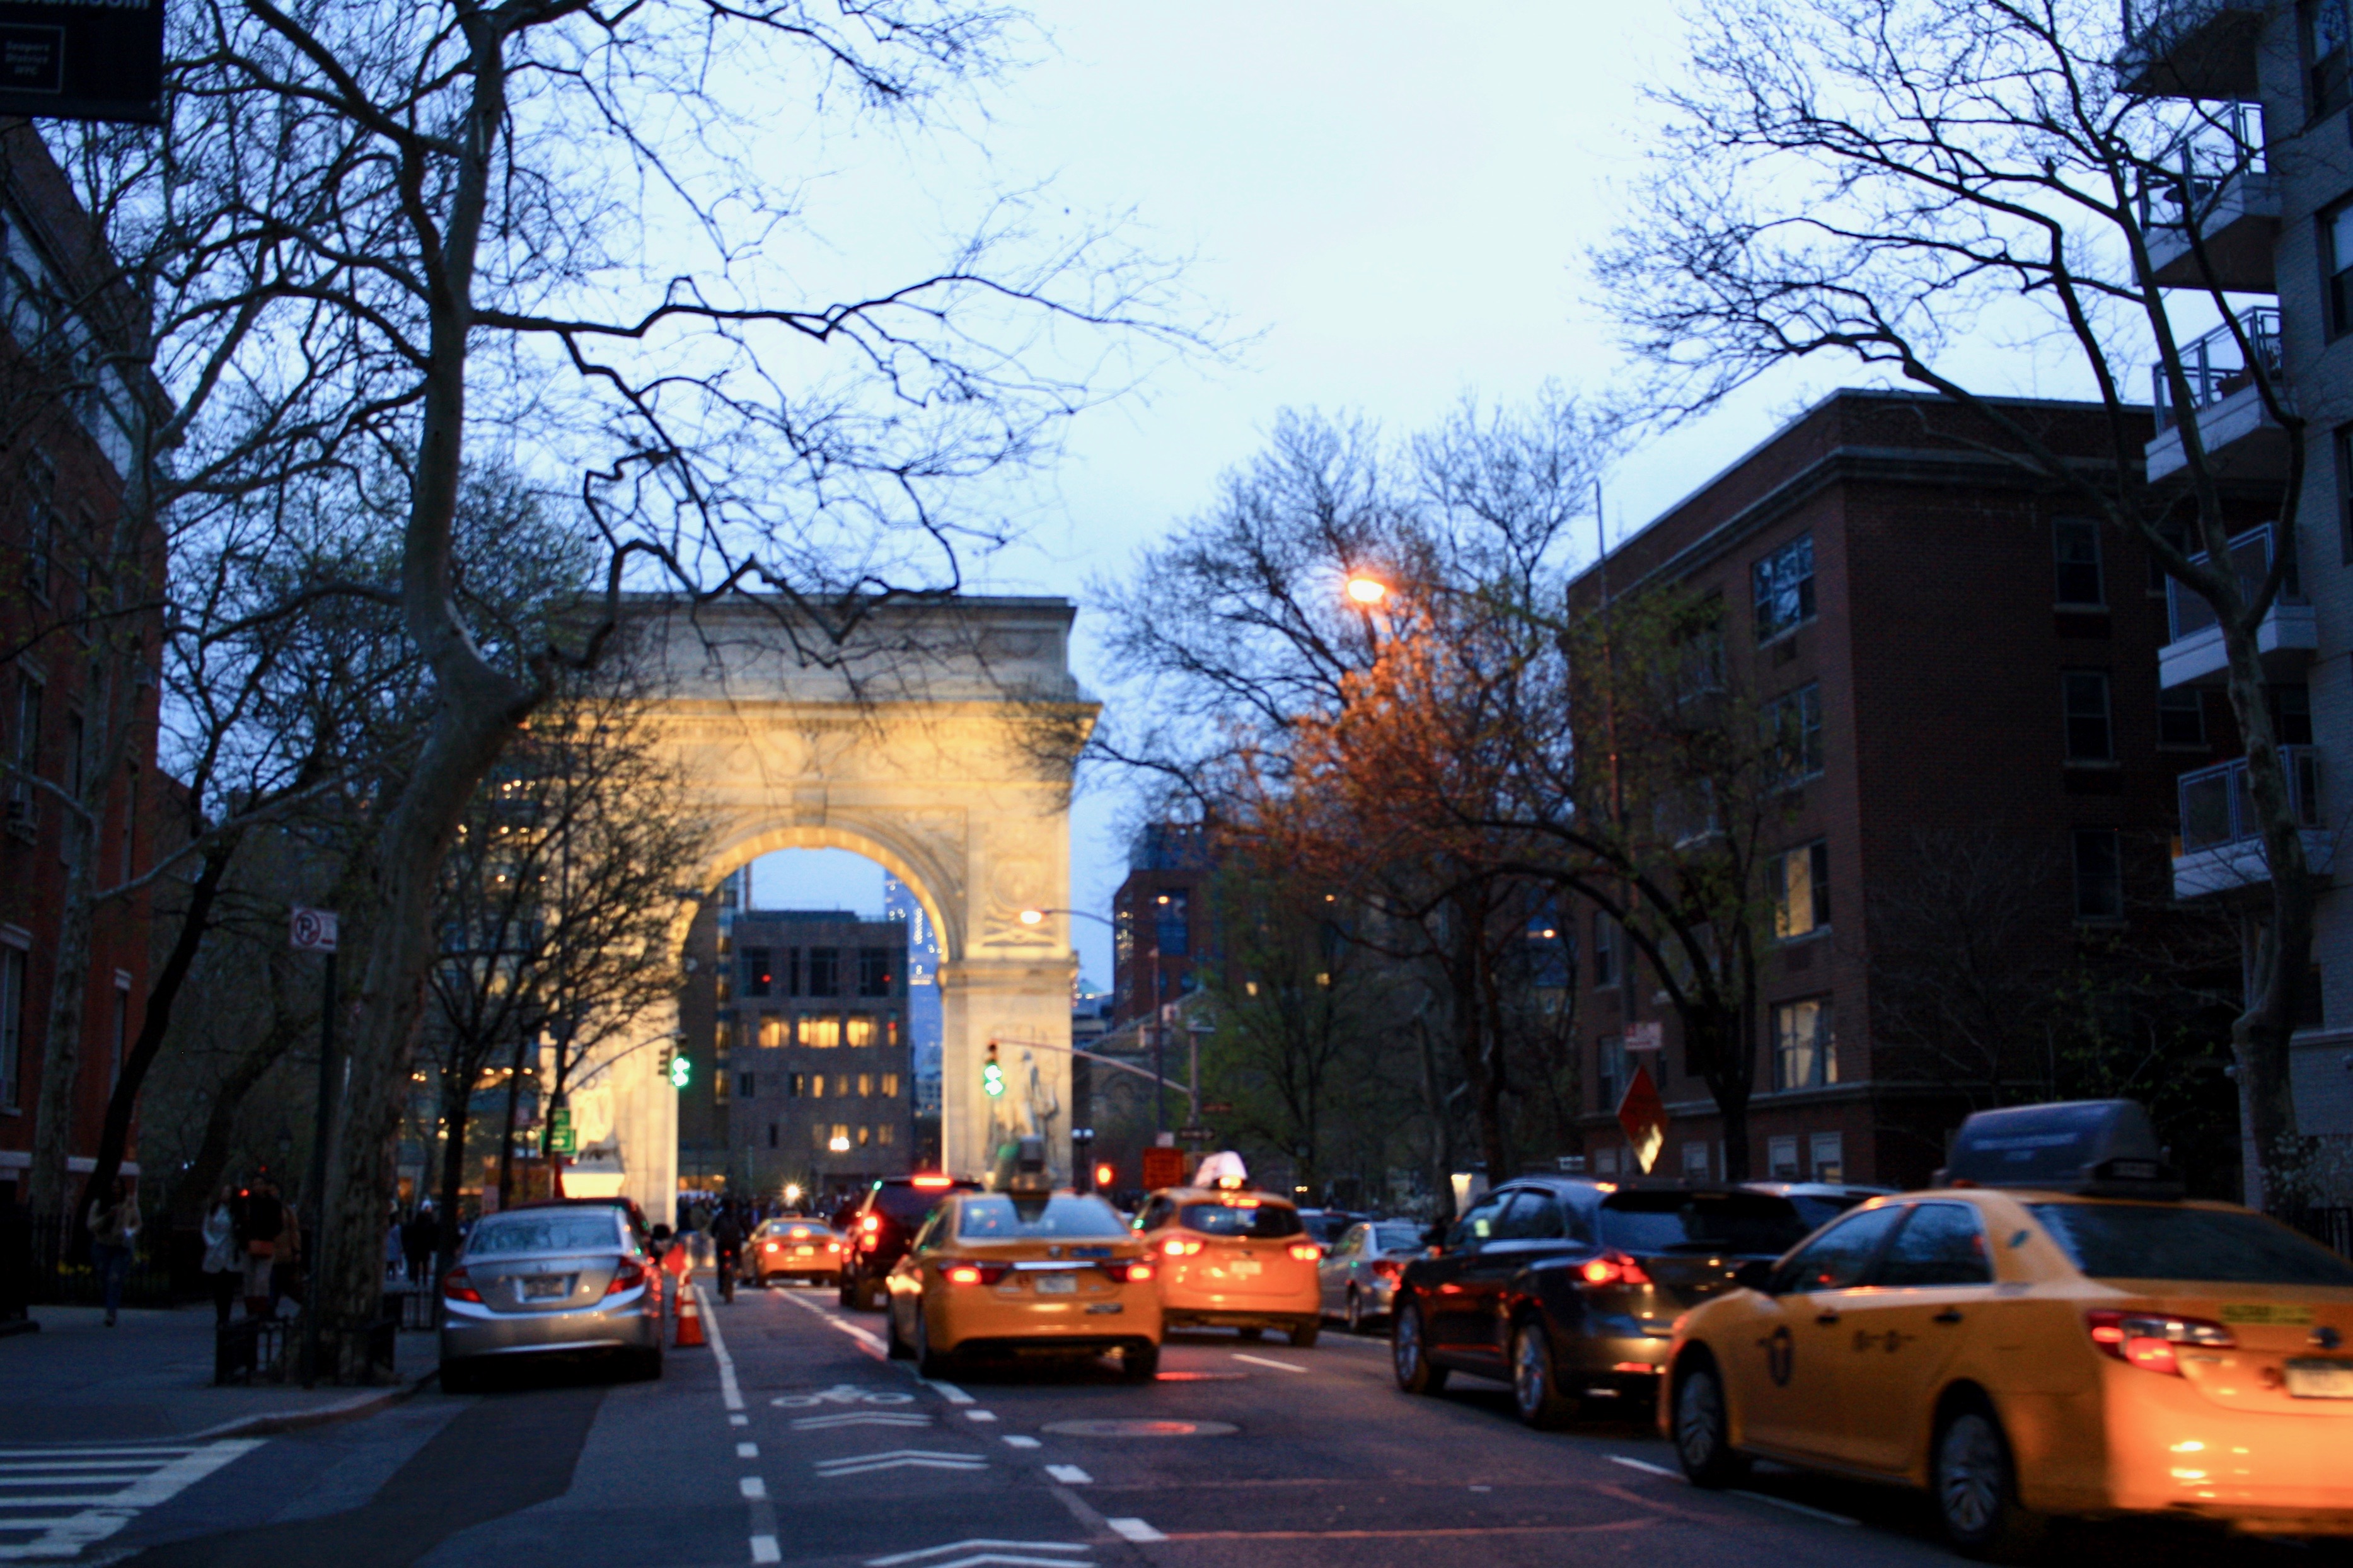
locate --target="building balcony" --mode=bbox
[2160,523,2315,688]
[2173,746,2332,897]
[2138,103,2275,293]
[2117,0,2265,100]
[2146,309,2287,483]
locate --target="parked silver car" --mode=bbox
[1317,1219,1428,1334]
[439,1205,664,1390]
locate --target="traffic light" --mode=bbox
[670,1051,691,1089]
[1094,1162,1116,1190]
[982,1042,1004,1098]
[657,1044,674,1081]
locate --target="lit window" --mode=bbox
[1772,841,1832,940]
[857,1125,872,1147]
[757,1013,785,1049]
[845,1015,877,1047]
[857,1073,872,1097]
[877,1122,894,1146]
[798,1015,841,1049]
[1772,998,1836,1090]
[881,1072,901,1097]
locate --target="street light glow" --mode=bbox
[1345,575,1388,606]
[828,1134,850,1153]
[1019,908,1045,925]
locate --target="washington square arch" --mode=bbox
[562,594,1094,1224]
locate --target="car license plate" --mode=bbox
[796,1245,815,1255]
[523,1276,566,1300]
[2284,1359,2353,1399]
[1229,1258,1261,1277]
[1034,1272,1078,1295]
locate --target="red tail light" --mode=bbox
[2084,1310,2233,1376]
[911,1175,954,1189]
[861,1214,882,1233]
[605,1257,647,1296]
[943,1261,1010,1286]
[1288,1242,1322,1262]
[1162,1237,1204,1257]
[1579,1252,1653,1288]
[1370,1259,1402,1280]
[442,1269,482,1304]
[1100,1260,1155,1283]
[762,1242,780,1254]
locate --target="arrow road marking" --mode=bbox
[814,1450,989,1479]
[790,1412,934,1431]
[867,1543,1090,1567]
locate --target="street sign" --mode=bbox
[1176,1125,1213,1143]
[0,1,164,124]
[289,908,338,953]
[1201,1100,1234,1115]
[1624,1021,1664,1053]
[548,1107,574,1155]
[1616,1065,1667,1175]
[1139,1146,1188,1191]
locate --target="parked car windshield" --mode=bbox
[955,1195,1129,1239]
[1180,1201,1307,1239]
[1599,1191,1809,1257]
[466,1213,620,1255]
[2028,1202,2353,1286]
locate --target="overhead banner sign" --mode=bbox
[0,2,165,125]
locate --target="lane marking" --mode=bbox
[697,1284,747,1411]
[814,1450,989,1477]
[1159,1521,1655,1542]
[0,1441,262,1560]
[1729,1490,1859,1527]
[739,1477,767,1499]
[1607,1455,1679,1479]
[1044,1465,1092,1485]
[730,1415,750,1427]
[925,1379,974,1404]
[1106,1519,1165,1543]
[750,1535,781,1564]
[790,1412,933,1431]
[769,1383,915,1409]
[965,1410,998,1422]
[1231,1353,1307,1373]
[1002,1436,1041,1450]
[778,1286,889,1359]
[737,1443,759,1459]
[865,1542,1089,1567]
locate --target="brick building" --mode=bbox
[0,125,163,1207]
[1566,389,2228,1190]
[1112,822,1214,1027]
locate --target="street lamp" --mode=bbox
[1344,574,1389,606]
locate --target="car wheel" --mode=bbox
[1121,1341,1160,1381]
[1345,1289,1369,1335]
[1934,1404,2045,1561]
[1289,1319,1319,1349]
[1671,1358,1747,1488]
[913,1304,952,1379]
[1392,1300,1448,1395]
[1510,1319,1577,1430]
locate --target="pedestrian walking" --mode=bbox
[240,1179,282,1320]
[384,1208,404,1286]
[86,1179,139,1327]
[201,1185,240,1327]
[403,1204,436,1286]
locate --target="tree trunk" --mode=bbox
[175,1018,298,1225]
[25,827,97,1233]
[434,1068,471,1277]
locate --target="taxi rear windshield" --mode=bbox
[1180,1202,1307,1240]
[956,1196,1129,1240]
[2028,1203,2353,1286]
[1599,1191,1810,1257]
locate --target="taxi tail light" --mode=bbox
[763,1242,780,1254]
[1162,1237,1205,1257]
[2084,1309,2234,1376]
[605,1257,647,1296]
[1288,1242,1322,1262]
[1100,1260,1155,1283]
[442,1268,483,1304]
[944,1261,1010,1286]
[1578,1252,1653,1288]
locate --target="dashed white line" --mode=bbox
[865,1543,1089,1567]
[1002,1436,1042,1450]
[1731,1490,1860,1527]
[1607,1454,1679,1479]
[1044,1465,1092,1485]
[925,1379,974,1404]
[777,1286,889,1359]
[1106,1518,1165,1543]
[749,1534,781,1564]
[730,1415,749,1427]
[739,1476,768,1499]
[736,1442,759,1459]
[965,1410,998,1422]
[1231,1352,1307,1373]
[697,1283,747,1409]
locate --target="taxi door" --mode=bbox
[1823,1201,1994,1473]
[1724,1204,1906,1459]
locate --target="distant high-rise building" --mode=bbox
[886,873,944,1130]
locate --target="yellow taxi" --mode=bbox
[884,1190,1162,1380]
[1134,1171,1324,1348]
[1662,1100,2353,1555]
[745,1218,844,1287]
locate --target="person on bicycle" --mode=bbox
[712,1201,745,1302]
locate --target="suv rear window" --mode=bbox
[1599,1190,1810,1257]
[873,1182,970,1225]
[2028,1202,2353,1286]
[1180,1201,1306,1239]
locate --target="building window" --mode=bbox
[20,453,53,601]
[2061,670,2115,762]
[787,1073,804,1098]
[876,1122,894,1146]
[2273,682,2315,744]
[2158,687,2206,749]
[0,943,22,1109]
[1672,594,1726,700]
[2329,195,2353,337]
[2312,0,2352,119]
[767,1122,778,1149]
[2052,517,2103,606]
[1808,1133,1845,1184]
[855,1124,872,1148]
[1597,1034,1626,1111]
[887,1015,899,1048]
[1772,840,1831,940]
[881,1072,901,1098]
[2072,827,2125,921]
[856,1073,872,1097]
[714,1065,731,1105]
[858,947,894,996]
[1592,910,1619,989]
[737,1071,756,1099]
[844,1014,877,1048]
[807,1072,824,1099]
[1680,1141,1711,1178]
[1772,997,1837,1090]
[2340,427,2353,565]
[798,1015,841,1049]
[1752,534,1815,643]
[1764,682,1824,781]
[741,947,772,998]
[806,947,840,996]
[757,1013,785,1050]
[10,674,42,825]
[1767,1136,1800,1180]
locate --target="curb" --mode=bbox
[186,1364,441,1441]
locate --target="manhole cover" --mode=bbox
[1041,1419,1237,1438]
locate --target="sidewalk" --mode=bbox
[0,1303,439,1444]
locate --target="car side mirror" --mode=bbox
[1733,1259,1774,1293]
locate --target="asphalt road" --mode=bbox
[95,1278,2319,1568]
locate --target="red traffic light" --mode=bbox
[1094,1163,1116,1189]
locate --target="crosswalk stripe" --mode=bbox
[0,1440,262,1561]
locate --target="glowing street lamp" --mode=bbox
[783,1182,804,1206]
[1344,574,1389,606]
[828,1133,851,1153]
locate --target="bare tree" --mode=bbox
[1597,0,2318,1204]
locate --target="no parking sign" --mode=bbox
[289,907,338,952]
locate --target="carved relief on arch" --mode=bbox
[978,848,1058,950]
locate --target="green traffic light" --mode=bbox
[982,1062,1004,1098]
[670,1054,691,1089]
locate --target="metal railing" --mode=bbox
[2152,308,2281,432]
[2177,745,2321,853]
[2136,101,2264,237]
[2166,522,2301,643]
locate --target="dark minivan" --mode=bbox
[839,1174,981,1310]
[1391,1178,1810,1428]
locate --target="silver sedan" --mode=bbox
[439,1205,664,1389]
[1317,1220,1428,1334]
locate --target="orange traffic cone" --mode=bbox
[675,1284,707,1349]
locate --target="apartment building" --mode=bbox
[2121,0,2353,1176]
[1566,389,2222,1190]
[1112,822,1215,1027]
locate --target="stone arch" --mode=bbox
[685,820,961,964]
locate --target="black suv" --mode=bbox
[838,1175,981,1310]
[1390,1177,1810,1428]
